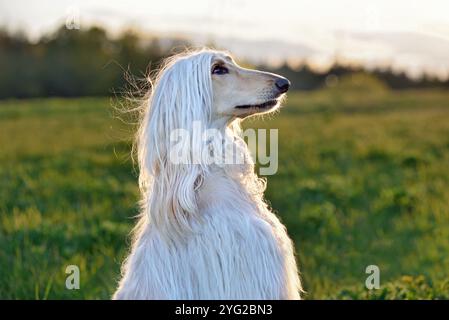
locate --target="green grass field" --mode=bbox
[1,89,449,299]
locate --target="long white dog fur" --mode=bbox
[113,49,302,299]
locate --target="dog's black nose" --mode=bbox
[275,77,291,93]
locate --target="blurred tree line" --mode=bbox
[269,64,449,91]
[0,26,171,98]
[0,25,448,99]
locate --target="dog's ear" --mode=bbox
[137,52,213,240]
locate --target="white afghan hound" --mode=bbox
[113,49,301,300]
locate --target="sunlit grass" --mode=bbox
[1,90,449,299]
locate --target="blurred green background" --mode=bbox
[1,24,449,299]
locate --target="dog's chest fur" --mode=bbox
[114,164,301,299]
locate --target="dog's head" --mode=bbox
[210,52,290,121]
[144,49,290,132]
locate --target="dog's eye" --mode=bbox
[212,65,229,75]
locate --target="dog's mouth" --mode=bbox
[235,99,278,110]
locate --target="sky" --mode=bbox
[1,0,449,78]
